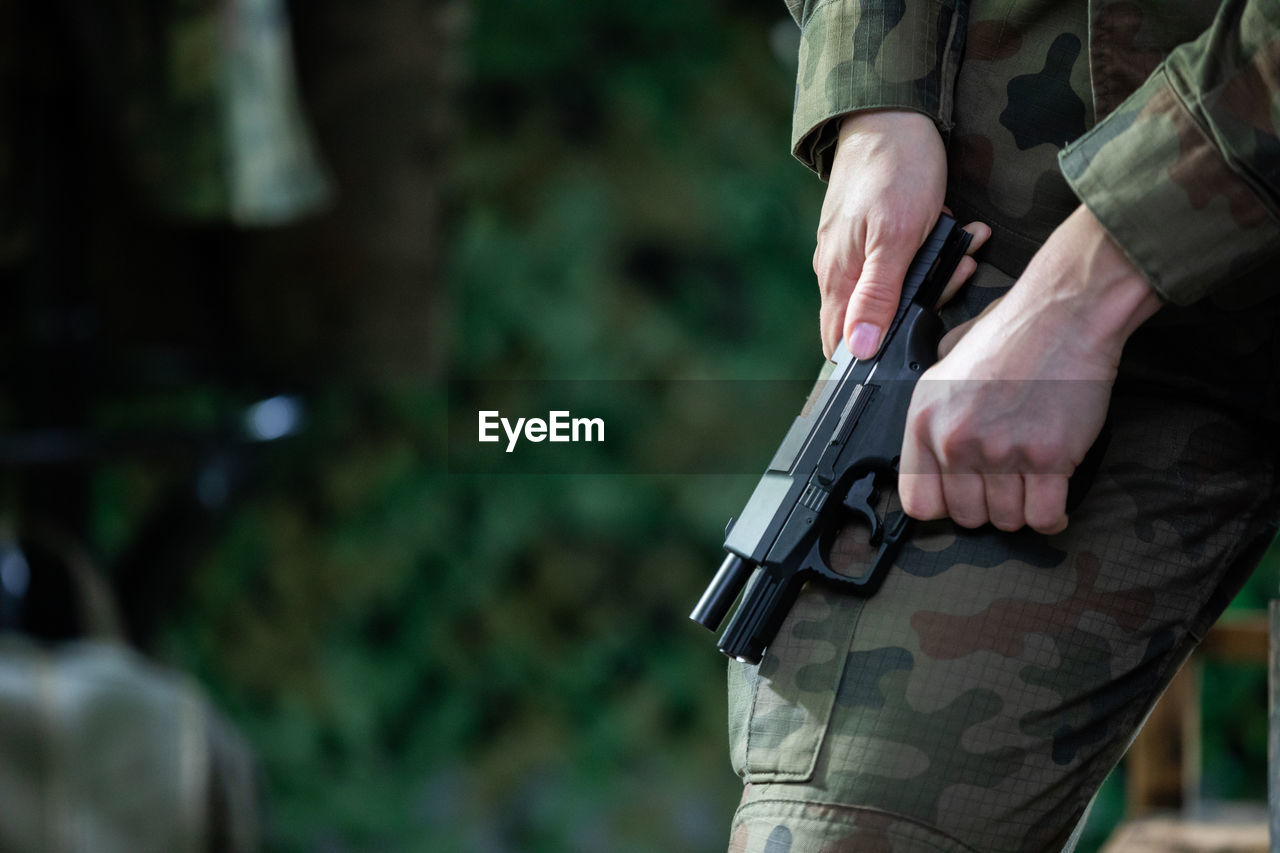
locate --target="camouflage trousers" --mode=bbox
[725,261,1280,852]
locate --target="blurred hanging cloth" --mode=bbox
[0,0,332,227]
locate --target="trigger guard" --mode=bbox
[805,510,910,596]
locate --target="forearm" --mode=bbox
[1002,205,1161,366]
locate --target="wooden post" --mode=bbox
[1268,600,1280,849]
[1127,661,1199,814]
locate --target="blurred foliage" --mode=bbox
[33,0,1275,851]
[451,3,821,382]
[1198,553,1278,805]
[149,0,824,851]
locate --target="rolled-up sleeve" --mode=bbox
[788,0,968,179]
[1059,0,1280,305]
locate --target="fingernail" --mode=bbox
[848,323,881,359]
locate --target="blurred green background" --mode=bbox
[2,0,1275,851]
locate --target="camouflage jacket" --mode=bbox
[786,0,1280,306]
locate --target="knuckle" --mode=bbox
[906,416,932,449]
[937,431,976,466]
[815,261,856,302]
[850,280,900,313]
[1022,439,1065,472]
[812,243,832,279]
[980,438,1016,472]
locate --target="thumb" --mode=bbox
[843,241,913,359]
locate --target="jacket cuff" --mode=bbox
[1059,67,1280,305]
[791,0,965,179]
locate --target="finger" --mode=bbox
[819,298,844,360]
[936,221,992,308]
[936,256,976,308]
[984,473,1026,532]
[963,220,993,250]
[899,431,947,521]
[941,471,988,528]
[1024,474,1070,534]
[815,244,862,359]
[843,240,914,359]
[963,220,993,249]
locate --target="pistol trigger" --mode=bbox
[860,511,913,594]
[841,472,883,544]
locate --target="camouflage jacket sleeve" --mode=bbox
[787,0,968,179]
[1058,2,1280,305]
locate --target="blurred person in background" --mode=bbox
[0,0,326,849]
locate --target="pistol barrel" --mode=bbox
[689,553,752,631]
[714,566,804,665]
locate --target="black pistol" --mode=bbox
[690,215,972,664]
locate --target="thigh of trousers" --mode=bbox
[725,263,1280,853]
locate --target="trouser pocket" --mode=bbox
[728,584,863,782]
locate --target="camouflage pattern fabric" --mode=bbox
[733,5,1280,846]
[726,262,1280,852]
[787,0,967,179]
[787,0,1280,306]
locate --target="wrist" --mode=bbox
[1015,206,1161,359]
[837,109,938,145]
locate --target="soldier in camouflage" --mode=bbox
[729,1,1280,850]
